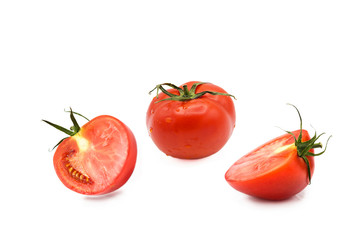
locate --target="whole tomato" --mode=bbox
[146,81,236,159]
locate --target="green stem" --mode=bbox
[311,143,323,149]
[183,85,190,97]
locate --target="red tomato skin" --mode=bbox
[225,130,314,200]
[53,115,137,195]
[146,81,236,159]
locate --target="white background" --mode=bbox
[1,1,359,239]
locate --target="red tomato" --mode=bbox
[225,105,331,200]
[146,81,236,159]
[45,112,137,195]
[225,130,314,200]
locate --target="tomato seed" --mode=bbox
[63,157,93,185]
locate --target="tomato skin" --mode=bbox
[146,81,236,159]
[225,130,314,200]
[53,115,137,195]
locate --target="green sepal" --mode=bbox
[69,108,80,133]
[49,137,69,151]
[189,82,209,95]
[64,109,90,121]
[42,120,74,136]
[149,83,183,98]
[306,135,332,157]
[43,108,88,151]
[281,104,332,184]
[302,155,312,184]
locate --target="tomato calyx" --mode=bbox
[281,104,332,184]
[43,108,90,150]
[149,82,236,103]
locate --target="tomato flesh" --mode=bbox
[146,81,236,159]
[225,130,314,200]
[53,115,137,195]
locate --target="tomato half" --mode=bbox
[146,81,236,159]
[225,130,314,200]
[46,113,137,195]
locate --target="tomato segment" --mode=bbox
[225,130,314,200]
[225,104,331,200]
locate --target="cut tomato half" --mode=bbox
[45,111,137,195]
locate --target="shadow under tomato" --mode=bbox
[247,191,307,205]
[83,189,123,201]
[167,154,212,162]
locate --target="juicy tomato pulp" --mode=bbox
[146,82,236,159]
[225,130,314,200]
[53,116,137,195]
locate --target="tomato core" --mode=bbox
[73,133,89,152]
